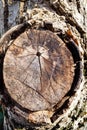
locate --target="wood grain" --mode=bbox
[3,29,74,111]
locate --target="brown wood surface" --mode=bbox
[3,29,74,111]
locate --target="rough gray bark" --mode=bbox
[0,0,87,130]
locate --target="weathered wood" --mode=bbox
[0,0,86,129]
[3,29,74,112]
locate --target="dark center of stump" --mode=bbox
[36,52,41,57]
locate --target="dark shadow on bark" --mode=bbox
[3,0,9,32]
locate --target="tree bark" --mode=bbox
[0,0,87,130]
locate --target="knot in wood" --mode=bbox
[3,29,74,111]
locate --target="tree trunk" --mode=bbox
[0,0,87,130]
